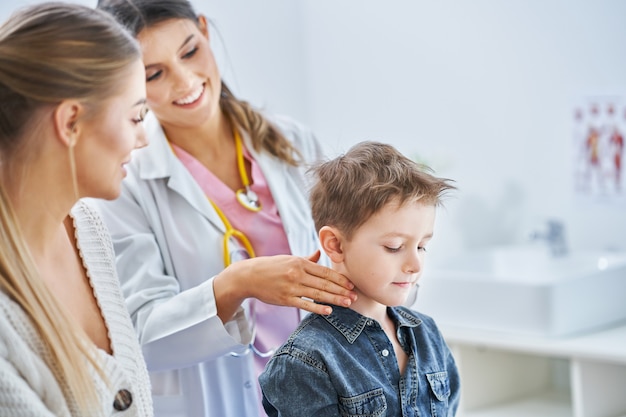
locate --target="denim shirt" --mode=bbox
[259,305,460,417]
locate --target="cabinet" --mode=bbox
[440,323,626,417]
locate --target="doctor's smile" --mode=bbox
[173,83,205,107]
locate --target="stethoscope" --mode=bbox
[169,129,277,358]
[168,129,260,266]
[233,129,262,213]
[229,297,278,359]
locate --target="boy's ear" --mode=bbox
[53,100,82,147]
[318,226,344,263]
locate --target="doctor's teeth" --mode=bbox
[176,86,203,105]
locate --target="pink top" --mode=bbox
[171,143,301,391]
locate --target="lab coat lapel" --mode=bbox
[242,131,313,257]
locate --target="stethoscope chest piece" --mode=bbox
[236,187,262,212]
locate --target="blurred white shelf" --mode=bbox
[440,321,626,364]
[443,323,626,417]
[459,390,571,417]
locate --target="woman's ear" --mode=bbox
[53,100,82,147]
[318,226,345,264]
[197,14,210,39]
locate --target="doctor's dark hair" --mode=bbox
[0,2,140,413]
[97,0,302,165]
[309,141,456,240]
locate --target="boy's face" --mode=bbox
[332,200,435,315]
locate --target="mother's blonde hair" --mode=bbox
[0,2,140,413]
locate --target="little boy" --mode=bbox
[259,141,460,416]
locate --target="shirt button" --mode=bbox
[113,389,133,411]
[381,349,389,357]
[366,320,373,326]
[244,380,253,389]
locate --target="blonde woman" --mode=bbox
[0,3,152,416]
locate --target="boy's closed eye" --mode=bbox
[384,245,402,253]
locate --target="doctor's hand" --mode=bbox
[214,250,357,322]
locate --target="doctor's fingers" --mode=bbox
[294,270,357,306]
[247,255,356,310]
[304,259,355,293]
[295,296,335,316]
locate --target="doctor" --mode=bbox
[93,0,357,416]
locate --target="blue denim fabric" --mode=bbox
[259,305,460,417]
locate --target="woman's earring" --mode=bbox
[68,133,79,201]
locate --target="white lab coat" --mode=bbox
[92,112,326,417]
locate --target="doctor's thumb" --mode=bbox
[307,250,322,263]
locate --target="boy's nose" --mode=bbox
[404,250,423,274]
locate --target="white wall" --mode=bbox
[197,1,308,123]
[2,1,624,262]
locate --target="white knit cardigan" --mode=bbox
[0,201,153,416]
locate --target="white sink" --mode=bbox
[417,245,626,337]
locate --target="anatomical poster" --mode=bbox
[572,96,625,204]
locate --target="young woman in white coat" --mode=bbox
[0,3,152,416]
[94,1,357,416]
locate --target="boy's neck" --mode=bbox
[350,300,399,348]
[349,295,390,327]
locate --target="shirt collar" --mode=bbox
[133,111,177,180]
[322,305,422,344]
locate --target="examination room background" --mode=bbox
[3,0,625,266]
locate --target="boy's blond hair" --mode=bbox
[309,141,455,239]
